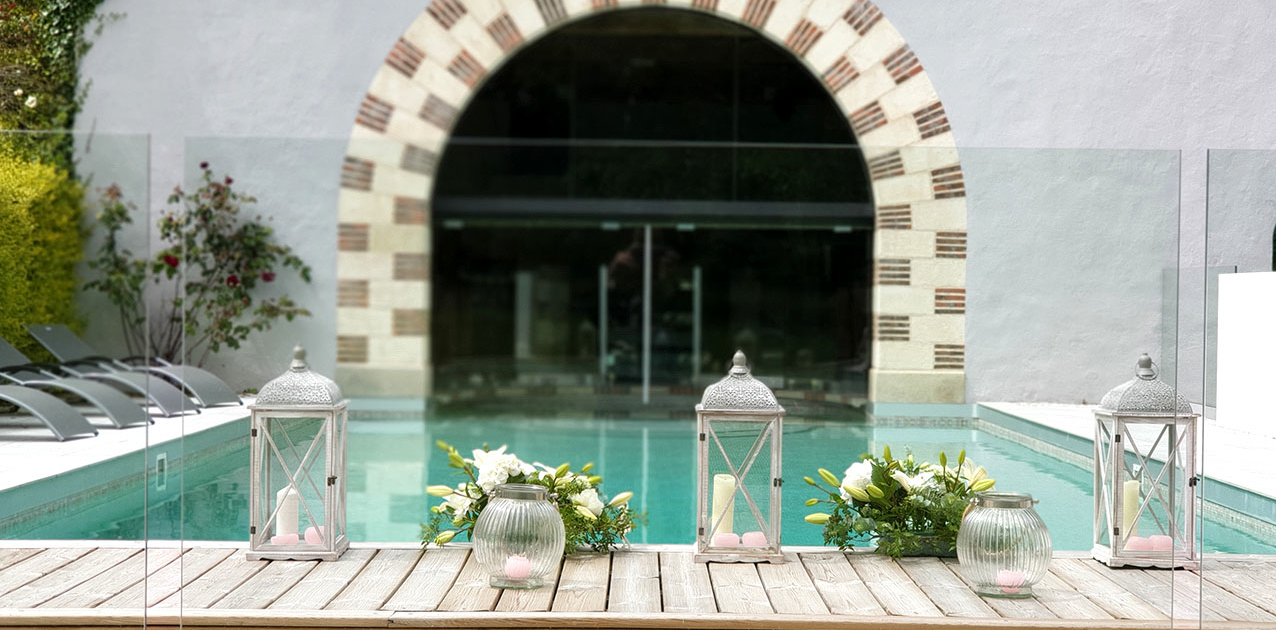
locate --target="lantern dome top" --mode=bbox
[1098,353,1192,416]
[698,350,782,411]
[255,345,344,406]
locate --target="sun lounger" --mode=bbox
[0,339,151,428]
[0,385,98,441]
[26,324,241,408]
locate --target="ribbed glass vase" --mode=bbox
[472,484,565,588]
[956,492,1052,598]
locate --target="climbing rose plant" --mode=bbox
[85,163,311,365]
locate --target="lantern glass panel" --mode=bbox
[255,416,332,543]
[704,418,774,545]
[1118,420,1193,551]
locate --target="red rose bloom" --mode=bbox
[225,176,234,185]
[260,271,275,282]
[226,275,240,287]
[163,254,180,268]
[199,161,209,169]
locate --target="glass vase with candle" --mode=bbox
[473,484,565,588]
[957,492,1051,598]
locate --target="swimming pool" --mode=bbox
[3,411,1274,554]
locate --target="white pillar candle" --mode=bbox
[710,474,735,536]
[1121,479,1140,538]
[276,486,299,536]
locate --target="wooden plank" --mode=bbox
[0,549,40,572]
[0,548,93,599]
[658,552,716,614]
[153,553,268,609]
[851,554,943,617]
[436,550,501,612]
[1032,571,1114,620]
[606,551,660,612]
[0,548,137,608]
[896,557,997,618]
[1049,558,1167,620]
[1144,567,1275,622]
[495,555,562,612]
[756,553,828,615]
[271,549,375,611]
[941,558,1055,619]
[212,560,319,609]
[1200,559,1276,616]
[382,548,468,612]
[40,548,182,608]
[99,547,233,608]
[550,553,610,613]
[1089,559,1213,621]
[707,563,772,615]
[798,552,885,616]
[325,549,421,610]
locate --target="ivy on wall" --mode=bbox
[0,0,114,358]
[1,0,112,169]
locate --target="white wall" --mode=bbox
[76,0,1276,398]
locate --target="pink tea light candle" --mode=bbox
[270,533,299,545]
[1124,535,1153,551]
[304,525,325,545]
[504,555,532,580]
[712,532,741,547]
[741,531,767,547]
[1149,535,1174,551]
[995,569,1025,595]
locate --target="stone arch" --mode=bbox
[334,0,967,403]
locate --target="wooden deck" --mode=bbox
[2,543,1276,629]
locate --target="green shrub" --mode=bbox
[0,147,84,358]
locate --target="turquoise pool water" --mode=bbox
[4,413,1275,554]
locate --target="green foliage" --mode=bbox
[805,445,995,558]
[84,164,312,365]
[0,146,84,357]
[0,0,118,170]
[421,441,641,556]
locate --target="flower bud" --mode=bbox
[804,498,820,506]
[972,478,996,491]
[427,485,453,497]
[939,452,947,469]
[804,476,817,486]
[818,468,840,487]
[555,462,571,478]
[846,487,871,502]
[804,513,831,525]
[608,491,633,507]
[581,462,594,473]
[435,440,451,451]
[448,452,465,467]
[865,484,885,499]
[958,449,966,466]
[883,445,892,461]
[575,505,597,521]
[433,530,456,545]
[588,475,603,484]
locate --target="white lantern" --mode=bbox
[247,346,349,561]
[1092,353,1199,569]
[695,351,785,563]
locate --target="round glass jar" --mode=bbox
[956,492,1052,598]
[472,484,565,589]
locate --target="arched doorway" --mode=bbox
[335,0,968,404]
[430,8,872,404]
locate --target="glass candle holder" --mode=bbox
[957,492,1052,598]
[472,483,565,589]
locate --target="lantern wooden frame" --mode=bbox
[247,401,350,561]
[1092,411,1198,569]
[695,407,785,563]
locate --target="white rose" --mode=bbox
[839,460,873,499]
[571,488,605,517]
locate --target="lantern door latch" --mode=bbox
[699,433,705,442]
[328,476,337,486]
[251,428,258,437]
